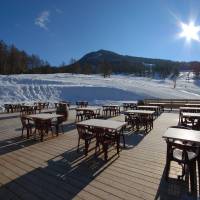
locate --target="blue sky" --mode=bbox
[1,0,200,66]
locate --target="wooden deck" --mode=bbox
[0,111,197,200]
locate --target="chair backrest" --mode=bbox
[94,127,105,143]
[76,124,89,139]
[20,115,30,127]
[56,103,68,121]
[84,110,94,115]
[33,118,51,130]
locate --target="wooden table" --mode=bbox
[20,104,38,115]
[137,105,159,117]
[182,112,200,119]
[55,101,70,108]
[179,107,200,124]
[4,103,21,113]
[180,112,200,129]
[163,128,200,143]
[179,107,200,112]
[148,102,165,112]
[124,109,155,115]
[102,104,121,117]
[28,113,63,141]
[122,101,137,111]
[76,101,88,108]
[185,104,200,107]
[76,107,101,121]
[124,110,155,132]
[163,127,200,193]
[76,107,101,112]
[28,113,63,120]
[77,119,127,160]
[77,119,127,130]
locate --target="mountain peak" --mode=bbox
[96,49,118,54]
[78,49,122,64]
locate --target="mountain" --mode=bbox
[63,49,183,77]
[78,49,173,65]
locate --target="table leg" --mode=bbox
[41,129,44,142]
[198,151,200,195]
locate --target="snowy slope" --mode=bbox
[0,73,200,111]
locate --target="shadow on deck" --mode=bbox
[0,144,118,200]
[0,122,76,156]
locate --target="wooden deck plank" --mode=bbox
[0,110,194,199]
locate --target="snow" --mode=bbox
[0,73,200,111]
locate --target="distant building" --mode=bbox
[142,63,155,67]
[179,65,191,72]
[143,63,155,73]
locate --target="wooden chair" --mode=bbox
[103,107,109,117]
[84,110,95,120]
[76,124,96,156]
[165,126,199,193]
[4,104,10,113]
[125,113,139,130]
[179,111,196,128]
[165,139,198,193]
[95,127,119,161]
[76,110,84,122]
[139,114,153,133]
[94,109,101,118]
[33,118,53,141]
[51,104,68,134]
[20,116,34,138]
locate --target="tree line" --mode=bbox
[1,40,200,79]
[0,40,53,74]
[63,59,182,79]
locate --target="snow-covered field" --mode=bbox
[0,73,200,111]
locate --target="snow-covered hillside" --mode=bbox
[0,73,200,111]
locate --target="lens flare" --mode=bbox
[179,21,200,42]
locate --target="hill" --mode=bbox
[0,38,200,77]
[63,49,183,77]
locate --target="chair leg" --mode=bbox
[189,162,197,194]
[165,161,170,181]
[85,140,89,156]
[77,137,80,152]
[165,156,171,181]
[40,129,44,142]
[55,125,59,136]
[95,141,99,155]
[21,127,24,137]
[27,129,30,139]
[61,125,64,134]
[117,135,120,155]
[103,144,108,161]
[121,133,125,148]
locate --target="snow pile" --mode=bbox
[0,73,200,111]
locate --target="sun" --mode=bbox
[179,21,200,42]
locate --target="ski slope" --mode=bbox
[0,73,200,111]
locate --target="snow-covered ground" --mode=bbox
[0,73,200,111]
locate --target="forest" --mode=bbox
[0,40,200,78]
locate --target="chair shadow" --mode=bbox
[0,145,119,199]
[0,122,77,156]
[0,114,19,121]
[122,128,146,149]
[154,166,196,200]
[0,135,40,156]
[62,122,76,133]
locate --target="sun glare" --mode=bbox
[179,21,200,42]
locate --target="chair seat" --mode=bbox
[26,123,34,128]
[84,133,95,140]
[173,149,197,161]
